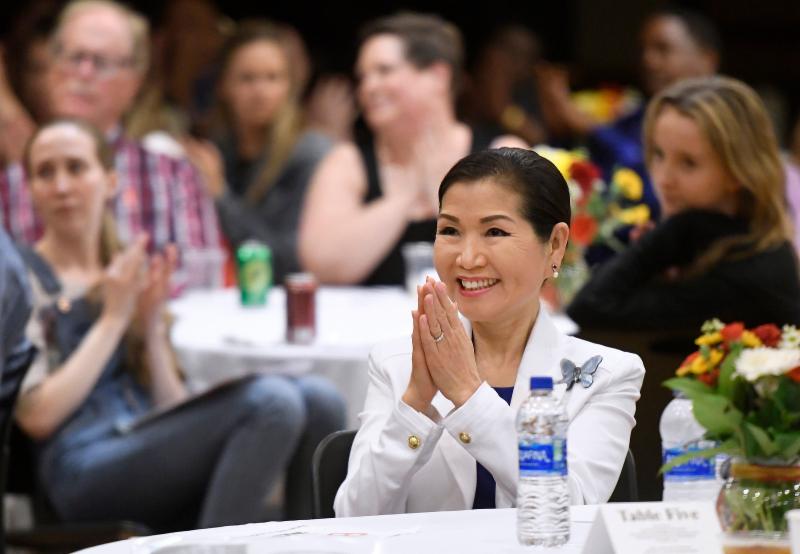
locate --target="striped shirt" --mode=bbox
[0,134,223,268]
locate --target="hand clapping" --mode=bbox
[101,235,178,337]
[101,235,150,327]
[135,243,178,337]
[403,277,483,412]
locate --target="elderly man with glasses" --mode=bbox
[0,0,222,281]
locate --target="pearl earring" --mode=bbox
[552,264,559,279]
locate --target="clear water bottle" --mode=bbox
[516,376,570,547]
[660,394,724,502]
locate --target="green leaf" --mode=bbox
[775,433,800,459]
[659,439,740,474]
[729,377,750,413]
[754,397,783,429]
[586,196,606,219]
[720,436,744,458]
[692,393,742,434]
[659,446,719,475]
[663,377,712,400]
[743,423,779,457]
[718,344,742,399]
[775,377,800,413]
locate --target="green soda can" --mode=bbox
[236,241,272,306]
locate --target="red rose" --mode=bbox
[721,322,745,344]
[753,324,782,347]
[571,214,598,246]
[698,367,720,387]
[788,367,800,383]
[569,160,601,195]
[680,351,700,368]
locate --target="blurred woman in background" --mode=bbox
[15,119,344,529]
[568,76,800,330]
[186,20,332,283]
[299,12,526,286]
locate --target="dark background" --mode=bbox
[2,0,800,142]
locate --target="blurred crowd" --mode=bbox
[2,0,800,534]
[0,1,798,290]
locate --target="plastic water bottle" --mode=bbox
[660,394,724,502]
[516,376,569,547]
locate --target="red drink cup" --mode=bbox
[286,273,317,344]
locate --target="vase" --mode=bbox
[717,461,800,554]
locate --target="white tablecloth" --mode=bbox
[170,287,579,426]
[79,506,597,553]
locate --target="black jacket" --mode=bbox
[567,210,800,330]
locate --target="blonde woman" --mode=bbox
[15,119,344,528]
[568,76,800,329]
[299,13,526,286]
[186,20,332,283]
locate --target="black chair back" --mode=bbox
[608,449,638,502]
[312,430,356,518]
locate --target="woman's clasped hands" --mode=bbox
[403,276,482,414]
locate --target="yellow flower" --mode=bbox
[688,349,724,375]
[572,90,615,123]
[533,145,582,179]
[741,331,762,348]
[695,332,723,346]
[613,168,644,201]
[616,205,651,226]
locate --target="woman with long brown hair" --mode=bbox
[568,76,800,329]
[186,20,332,283]
[14,119,344,529]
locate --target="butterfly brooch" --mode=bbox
[560,355,603,391]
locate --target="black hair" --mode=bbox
[649,7,722,55]
[438,148,571,240]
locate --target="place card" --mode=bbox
[582,502,722,554]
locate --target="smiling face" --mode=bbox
[28,123,116,240]
[222,39,291,129]
[649,105,740,218]
[434,179,554,325]
[356,34,436,130]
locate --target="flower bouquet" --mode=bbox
[570,85,642,124]
[534,146,651,305]
[664,319,800,553]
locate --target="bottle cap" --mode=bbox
[530,376,553,391]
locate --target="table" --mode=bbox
[170,287,579,426]
[79,506,598,553]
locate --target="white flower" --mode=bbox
[567,181,583,207]
[701,318,725,334]
[780,325,800,349]
[735,347,800,382]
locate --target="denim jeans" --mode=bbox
[44,373,345,529]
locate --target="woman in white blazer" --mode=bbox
[335,148,645,517]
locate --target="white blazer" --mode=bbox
[334,307,645,517]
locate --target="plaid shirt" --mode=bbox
[0,135,223,264]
